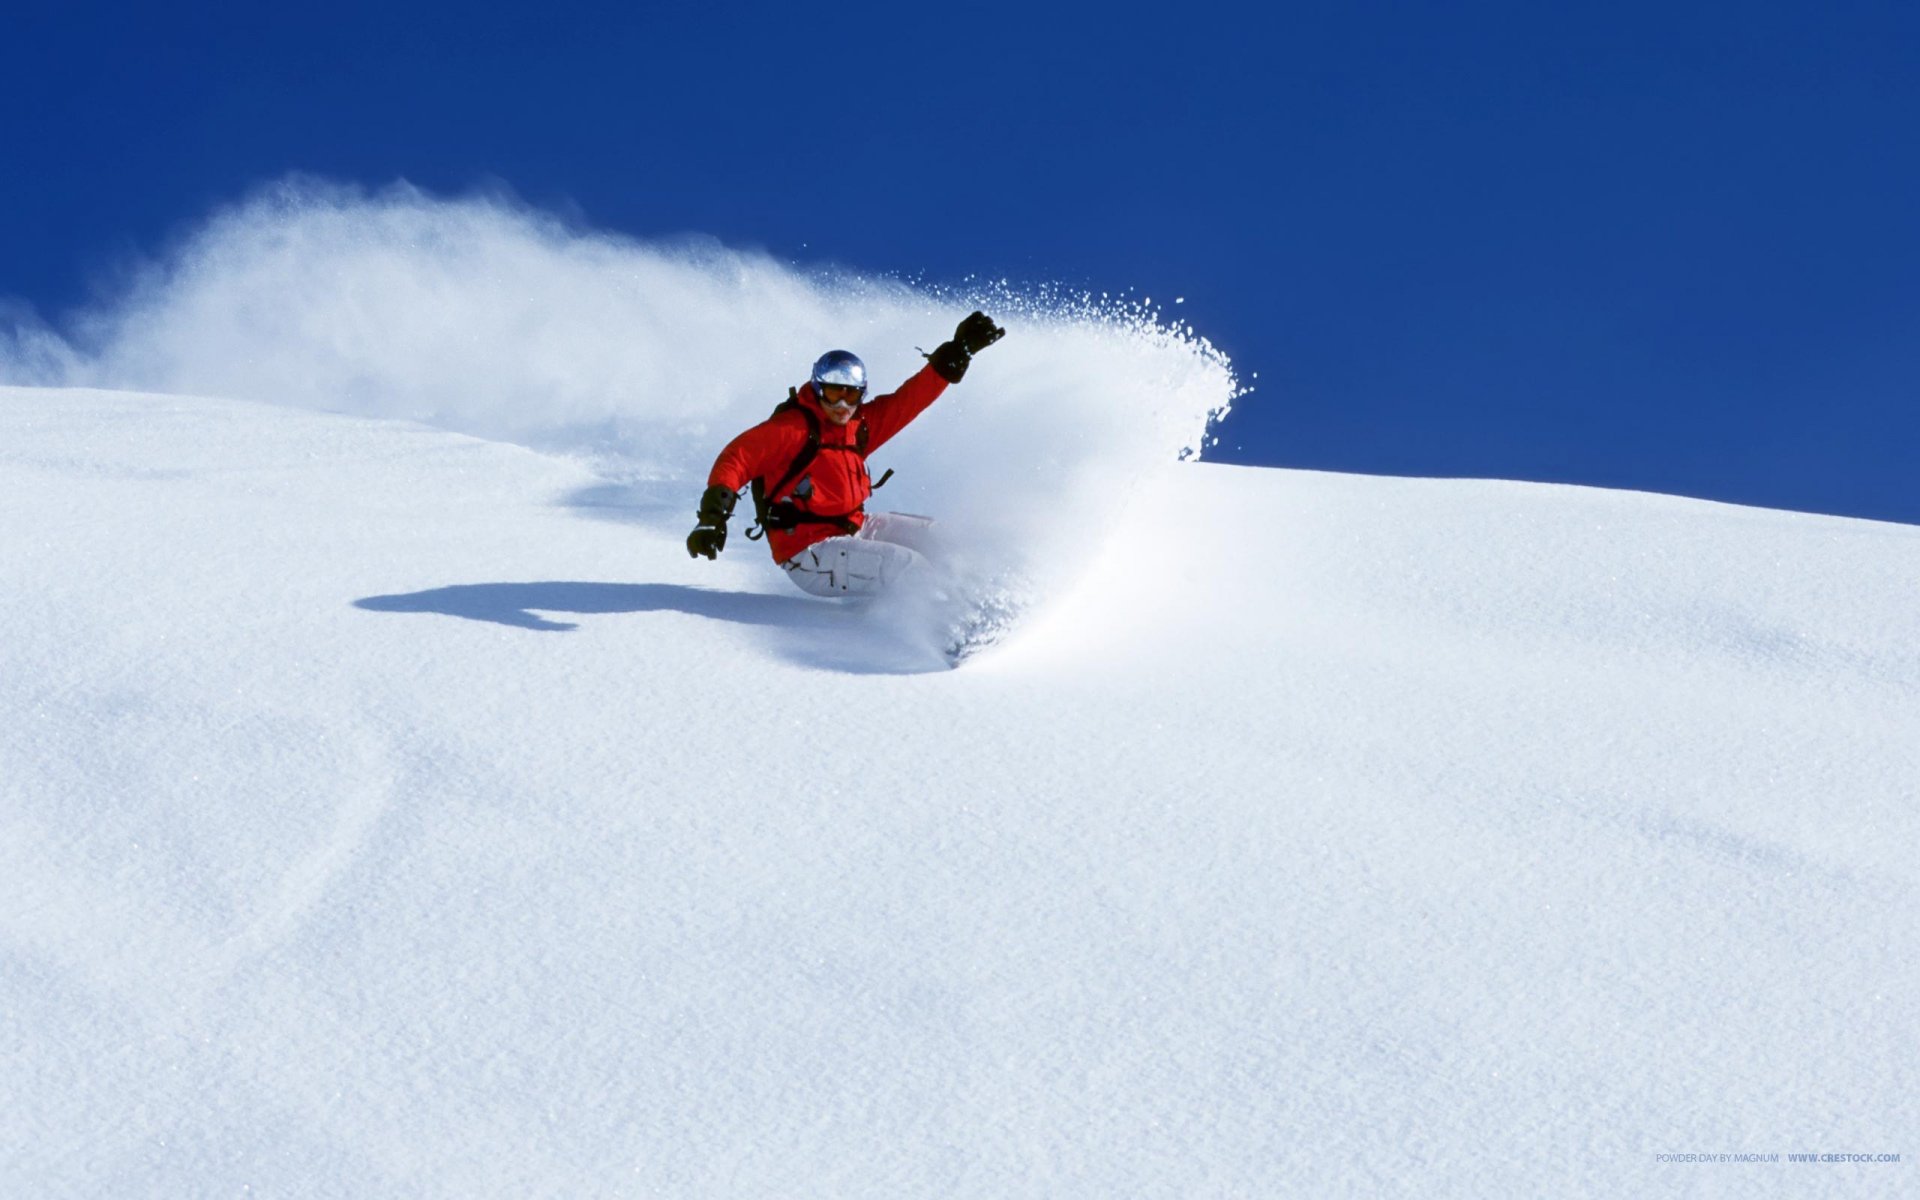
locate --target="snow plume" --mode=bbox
[4,178,1238,599]
[0,300,81,384]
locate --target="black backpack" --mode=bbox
[745,389,892,541]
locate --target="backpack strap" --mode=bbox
[748,390,814,540]
[757,502,863,537]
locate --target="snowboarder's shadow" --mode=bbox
[352,581,949,674]
[354,581,811,632]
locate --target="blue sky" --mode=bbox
[6,0,1916,522]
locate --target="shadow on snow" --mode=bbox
[352,581,949,675]
[355,581,809,632]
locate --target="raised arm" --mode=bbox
[862,312,1006,451]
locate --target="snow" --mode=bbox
[2,183,1912,1194]
[4,374,1915,1197]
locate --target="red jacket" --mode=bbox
[707,363,949,563]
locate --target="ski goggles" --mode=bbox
[819,384,863,408]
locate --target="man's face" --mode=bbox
[819,384,861,425]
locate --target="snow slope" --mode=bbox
[3,384,1914,1198]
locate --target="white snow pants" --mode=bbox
[780,512,936,599]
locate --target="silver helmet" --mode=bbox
[811,350,867,398]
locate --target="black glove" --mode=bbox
[686,525,726,559]
[696,485,736,526]
[686,485,737,559]
[927,341,971,383]
[925,311,1005,384]
[954,310,1005,355]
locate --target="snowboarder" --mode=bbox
[686,311,1005,597]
